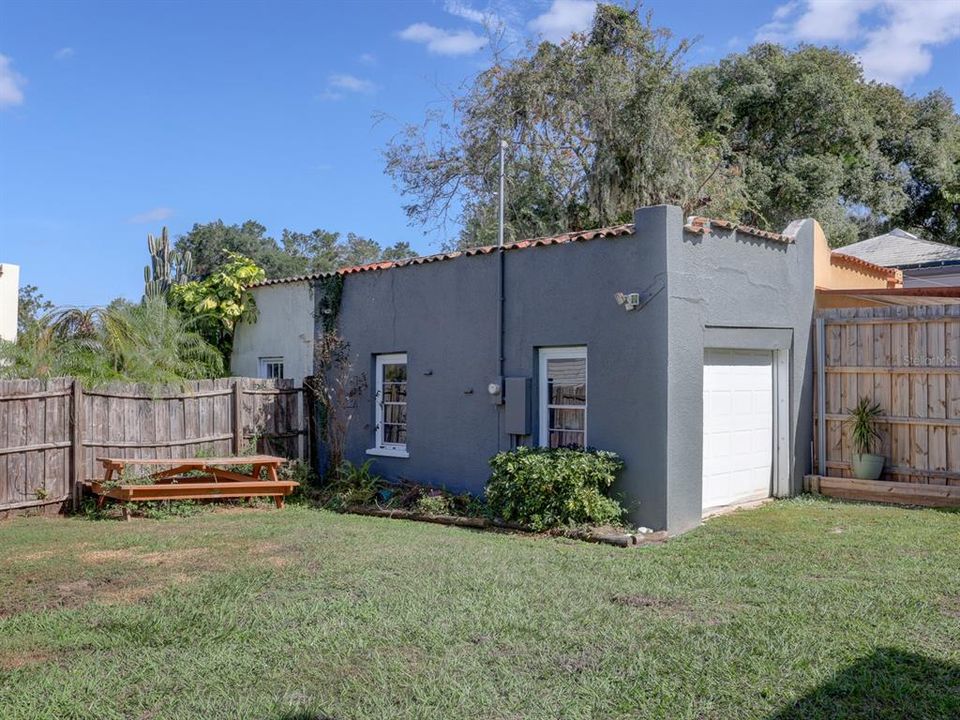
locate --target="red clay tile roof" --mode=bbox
[249,224,636,287]
[250,217,797,288]
[830,250,902,280]
[684,216,793,243]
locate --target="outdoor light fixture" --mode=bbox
[615,291,641,311]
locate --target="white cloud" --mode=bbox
[328,73,375,93]
[398,1,522,56]
[755,0,960,87]
[398,22,488,55]
[54,47,75,60]
[358,52,377,65]
[445,0,502,28]
[793,0,872,41]
[858,1,960,85]
[128,207,173,224]
[318,73,377,101]
[528,0,596,43]
[0,54,26,109]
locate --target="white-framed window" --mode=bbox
[259,357,284,380]
[539,346,587,448]
[368,353,409,458]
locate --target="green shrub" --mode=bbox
[324,459,382,509]
[486,446,626,530]
[414,493,452,516]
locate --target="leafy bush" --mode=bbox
[414,493,452,516]
[323,459,382,509]
[486,446,626,530]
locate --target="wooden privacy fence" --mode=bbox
[816,304,960,486]
[0,377,309,512]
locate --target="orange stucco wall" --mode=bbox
[812,221,901,290]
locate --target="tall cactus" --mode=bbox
[144,227,193,300]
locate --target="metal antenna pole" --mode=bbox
[498,140,506,248]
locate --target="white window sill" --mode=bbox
[365,447,410,459]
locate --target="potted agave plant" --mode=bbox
[848,396,885,480]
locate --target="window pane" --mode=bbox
[549,407,584,431]
[383,403,407,424]
[383,363,406,382]
[547,358,586,406]
[550,383,585,405]
[382,382,407,402]
[547,358,585,384]
[383,424,406,444]
[549,430,584,448]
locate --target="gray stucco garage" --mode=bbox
[235,204,818,534]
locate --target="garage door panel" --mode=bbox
[703,349,773,512]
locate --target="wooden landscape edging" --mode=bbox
[0,377,308,513]
[804,474,960,508]
[344,506,668,548]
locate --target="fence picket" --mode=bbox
[0,377,306,511]
[818,305,960,487]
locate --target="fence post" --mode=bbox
[70,379,83,511]
[232,380,243,455]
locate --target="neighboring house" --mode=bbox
[233,205,898,534]
[230,278,315,385]
[833,228,960,288]
[0,263,19,343]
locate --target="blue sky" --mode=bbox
[1,0,958,307]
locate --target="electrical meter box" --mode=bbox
[504,377,531,436]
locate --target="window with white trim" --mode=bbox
[539,347,587,448]
[370,353,408,457]
[259,357,284,379]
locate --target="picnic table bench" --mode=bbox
[87,456,298,519]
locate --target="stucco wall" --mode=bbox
[813,223,900,289]
[237,205,821,533]
[663,210,816,533]
[0,263,20,343]
[336,206,672,528]
[231,281,314,385]
[331,206,819,533]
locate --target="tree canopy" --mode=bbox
[168,252,265,364]
[175,221,417,280]
[384,3,959,248]
[17,284,54,337]
[0,298,223,384]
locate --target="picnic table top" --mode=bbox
[96,455,286,467]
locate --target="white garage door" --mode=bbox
[702,349,774,512]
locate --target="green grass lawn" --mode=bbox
[0,497,957,720]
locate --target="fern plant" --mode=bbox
[848,397,883,456]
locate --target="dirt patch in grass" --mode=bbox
[79,547,206,567]
[940,594,960,619]
[612,594,691,611]
[16,549,57,562]
[99,571,193,606]
[138,548,206,566]
[79,549,138,564]
[261,555,289,569]
[558,650,602,674]
[610,593,737,626]
[0,648,59,671]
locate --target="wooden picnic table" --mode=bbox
[89,455,298,518]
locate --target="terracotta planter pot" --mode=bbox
[852,453,884,480]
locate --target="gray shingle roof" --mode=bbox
[834,229,960,269]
